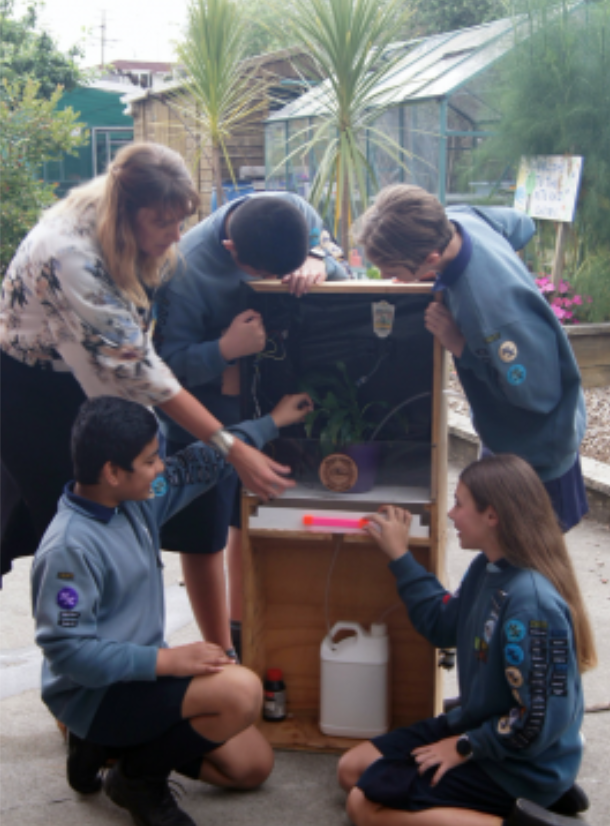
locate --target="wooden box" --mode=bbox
[239,281,448,751]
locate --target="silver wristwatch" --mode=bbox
[209,428,235,458]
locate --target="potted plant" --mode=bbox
[299,361,387,493]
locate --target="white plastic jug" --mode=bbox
[320,621,389,738]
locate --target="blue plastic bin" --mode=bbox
[211,180,254,212]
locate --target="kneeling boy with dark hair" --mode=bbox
[31,393,311,826]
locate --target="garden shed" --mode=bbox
[43,82,133,196]
[265,16,522,207]
[126,49,316,220]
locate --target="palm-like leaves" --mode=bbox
[299,361,387,449]
[283,0,414,248]
[173,0,270,205]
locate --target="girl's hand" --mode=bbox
[424,303,465,357]
[157,642,233,677]
[271,393,314,428]
[363,505,412,560]
[411,736,465,786]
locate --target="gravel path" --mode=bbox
[447,374,610,465]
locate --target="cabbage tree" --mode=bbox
[283,0,414,250]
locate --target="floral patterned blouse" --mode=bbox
[0,201,181,407]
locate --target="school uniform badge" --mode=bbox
[498,341,518,362]
[57,587,79,610]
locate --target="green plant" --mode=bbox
[173,0,270,206]
[477,0,610,257]
[280,0,414,251]
[0,0,84,100]
[298,361,387,451]
[570,251,610,323]
[0,77,86,277]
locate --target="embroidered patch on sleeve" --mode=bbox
[57,587,79,609]
[498,341,518,362]
[504,644,525,666]
[58,611,80,628]
[505,667,524,688]
[57,572,74,580]
[150,476,168,497]
[504,619,526,643]
[506,364,527,386]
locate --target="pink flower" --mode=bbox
[558,280,570,294]
[551,304,567,319]
[572,294,583,305]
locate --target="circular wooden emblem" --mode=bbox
[319,453,359,492]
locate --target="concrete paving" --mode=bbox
[1,463,608,826]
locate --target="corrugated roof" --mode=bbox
[267,16,518,122]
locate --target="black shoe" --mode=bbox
[104,763,196,826]
[67,731,108,794]
[549,783,590,815]
[507,798,590,826]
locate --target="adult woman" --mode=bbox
[0,142,292,577]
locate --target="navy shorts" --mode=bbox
[160,439,241,554]
[85,676,207,779]
[357,716,514,817]
[87,676,192,747]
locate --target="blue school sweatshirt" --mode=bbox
[440,206,586,482]
[389,550,584,807]
[31,417,276,738]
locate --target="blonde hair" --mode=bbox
[460,454,597,674]
[47,143,200,307]
[355,184,453,271]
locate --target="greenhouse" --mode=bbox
[265,16,521,208]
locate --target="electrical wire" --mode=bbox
[369,391,432,442]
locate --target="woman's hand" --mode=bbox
[156,641,233,677]
[271,393,314,428]
[424,303,465,357]
[219,310,266,361]
[411,736,465,786]
[363,505,412,561]
[281,256,327,297]
[228,438,295,501]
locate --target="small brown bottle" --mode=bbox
[263,668,286,721]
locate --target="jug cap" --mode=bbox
[266,668,283,681]
[370,623,387,638]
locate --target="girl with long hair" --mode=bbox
[338,454,596,826]
[1,142,292,578]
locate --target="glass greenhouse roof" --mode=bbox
[267,16,519,122]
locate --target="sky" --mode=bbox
[16,0,189,67]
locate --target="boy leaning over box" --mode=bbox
[31,392,311,826]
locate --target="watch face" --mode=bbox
[456,736,472,757]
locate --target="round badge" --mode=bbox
[506,364,527,386]
[319,453,359,492]
[151,476,168,497]
[512,688,524,705]
[505,644,525,666]
[504,619,526,643]
[505,666,524,688]
[57,587,79,610]
[498,341,518,362]
[497,716,512,735]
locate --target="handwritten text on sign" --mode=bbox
[514,156,583,223]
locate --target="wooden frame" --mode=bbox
[240,281,448,752]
